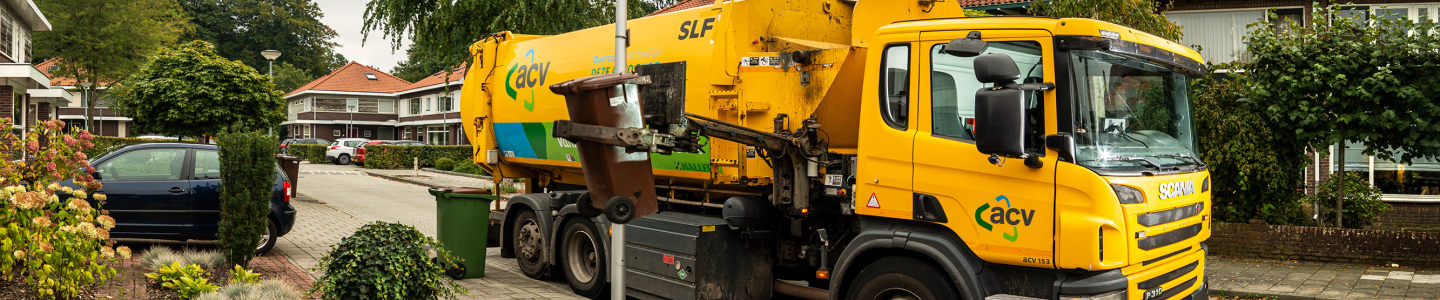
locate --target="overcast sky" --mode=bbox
[313,0,410,72]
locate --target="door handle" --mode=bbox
[169,187,186,193]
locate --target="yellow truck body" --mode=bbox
[462,0,1212,299]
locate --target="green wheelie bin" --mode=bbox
[429,187,497,279]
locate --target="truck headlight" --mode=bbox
[1061,290,1126,300]
[1112,184,1143,204]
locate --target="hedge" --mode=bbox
[216,132,276,268]
[362,145,472,169]
[288,144,328,164]
[86,136,196,158]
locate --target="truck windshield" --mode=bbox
[1069,50,1202,174]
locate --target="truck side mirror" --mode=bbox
[943,31,987,57]
[973,53,1027,159]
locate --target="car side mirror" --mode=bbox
[943,31,988,57]
[973,53,1027,160]
[91,171,102,180]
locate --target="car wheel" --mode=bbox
[338,154,352,165]
[256,218,278,255]
[513,210,549,279]
[561,218,607,299]
[846,256,957,300]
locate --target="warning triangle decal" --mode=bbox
[866,193,881,208]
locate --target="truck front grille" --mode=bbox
[1137,202,1204,227]
[1137,224,1202,250]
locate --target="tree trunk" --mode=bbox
[1335,129,1345,228]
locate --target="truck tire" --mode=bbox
[846,256,958,300]
[561,218,608,299]
[513,210,549,279]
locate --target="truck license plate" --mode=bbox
[1143,287,1164,300]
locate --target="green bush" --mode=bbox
[1192,68,1309,225]
[217,132,276,269]
[451,163,487,176]
[146,261,221,300]
[434,157,456,171]
[87,136,196,158]
[310,221,466,300]
[287,144,328,164]
[362,145,472,169]
[1306,172,1391,229]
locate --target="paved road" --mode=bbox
[277,162,582,300]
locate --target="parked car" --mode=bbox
[279,138,329,155]
[325,138,370,165]
[62,143,297,254]
[354,140,424,166]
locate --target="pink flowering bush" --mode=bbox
[0,119,126,299]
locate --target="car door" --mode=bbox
[912,30,1058,268]
[92,147,193,235]
[184,148,223,238]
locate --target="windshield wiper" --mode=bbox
[1156,153,1207,169]
[1091,156,1167,171]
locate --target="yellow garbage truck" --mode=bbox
[461,0,1212,299]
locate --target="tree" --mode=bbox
[180,0,344,78]
[1245,5,1440,227]
[216,132,276,269]
[33,0,190,128]
[1031,0,1183,41]
[273,62,314,94]
[1192,66,1309,224]
[363,0,654,80]
[110,41,286,141]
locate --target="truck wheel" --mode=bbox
[846,256,957,300]
[576,193,603,218]
[604,196,635,224]
[561,218,608,299]
[513,210,549,279]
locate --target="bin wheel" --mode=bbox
[575,193,602,218]
[432,257,467,280]
[605,196,635,224]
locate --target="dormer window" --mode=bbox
[365,73,377,80]
[48,65,57,72]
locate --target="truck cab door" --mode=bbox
[855,33,918,220]
[913,30,1058,268]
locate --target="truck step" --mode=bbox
[985,295,1046,300]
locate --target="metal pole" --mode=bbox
[610,1,628,299]
[268,60,274,136]
[82,87,89,131]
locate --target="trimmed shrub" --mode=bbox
[216,132,276,269]
[310,222,465,300]
[362,145,472,169]
[1305,172,1391,229]
[434,157,456,171]
[451,162,487,176]
[287,144,328,164]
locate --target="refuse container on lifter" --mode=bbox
[549,73,658,224]
[429,187,496,279]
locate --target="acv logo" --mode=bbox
[506,49,551,112]
[974,195,1036,242]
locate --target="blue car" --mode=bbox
[64,143,297,254]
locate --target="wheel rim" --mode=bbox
[518,219,542,263]
[873,288,920,300]
[565,227,599,283]
[256,224,272,252]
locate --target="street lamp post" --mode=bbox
[262,50,282,136]
[79,81,92,133]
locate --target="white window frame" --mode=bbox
[378,99,394,113]
[1330,142,1440,203]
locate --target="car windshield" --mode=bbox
[1069,50,1202,174]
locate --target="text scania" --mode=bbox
[505,49,551,112]
[1159,181,1195,200]
[678,18,716,40]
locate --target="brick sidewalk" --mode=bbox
[1208,255,1440,299]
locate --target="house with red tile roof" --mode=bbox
[393,64,467,145]
[283,62,411,141]
[0,2,76,139]
[34,58,119,136]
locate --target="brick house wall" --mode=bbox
[0,86,11,124]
